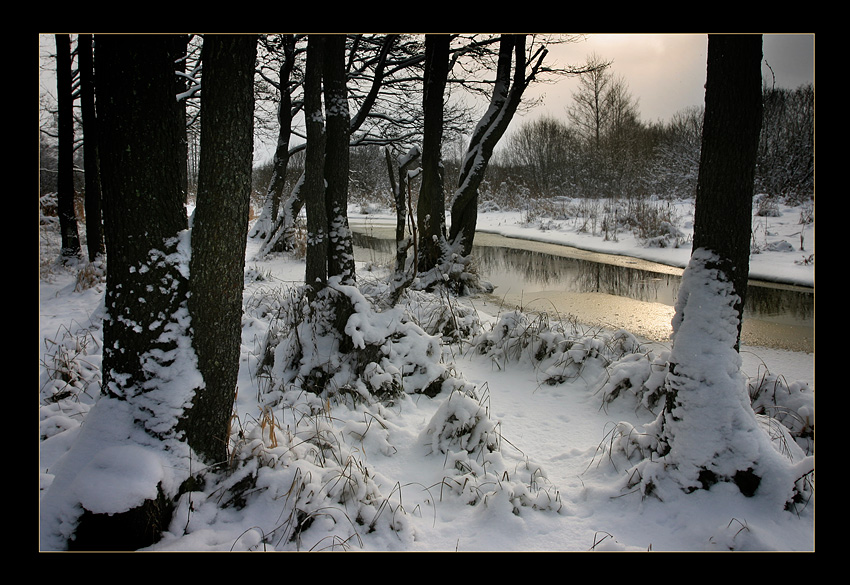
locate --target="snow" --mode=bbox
[39,197,814,552]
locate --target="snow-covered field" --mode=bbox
[39,197,814,551]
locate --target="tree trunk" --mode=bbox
[97,35,189,400]
[386,146,420,296]
[691,34,764,351]
[55,34,81,260]
[449,34,545,258]
[417,34,450,273]
[303,35,329,298]
[77,34,104,262]
[69,34,189,550]
[251,35,296,242]
[183,34,258,466]
[259,35,395,257]
[322,34,356,285]
[652,34,766,497]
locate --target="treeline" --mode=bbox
[464,82,813,206]
[253,81,813,212]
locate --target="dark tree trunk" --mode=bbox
[81,34,189,550]
[183,35,258,466]
[644,35,766,498]
[691,34,764,351]
[97,35,189,400]
[386,146,421,300]
[252,35,296,243]
[55,34,81,260]
[303,35,328,298]
[262,35,396,257]
[417,34,450,273]
[77,34,104,261]
[322,34,356,285]
[449,34,544,258]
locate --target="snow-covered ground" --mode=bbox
[39,197,814,551]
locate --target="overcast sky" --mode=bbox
[40,33,815,162]
[517,33,815,125]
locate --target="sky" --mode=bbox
[39,33,816,163]
[517,33,815,125]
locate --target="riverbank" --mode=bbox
[350,197,814,354]
[350,196,815,289]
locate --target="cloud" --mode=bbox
[522,33,813,126]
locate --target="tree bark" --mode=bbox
[97,35,189,401]
[417,34,450,273]
[251,35,296,243]
[449,34,545,258]
[55,34,81,260]
[77,34,188,550]
[648,35,765,497]
[323,34,356,285]
[77,34,104,261]
[303,35,329,298]
[691,34,763,351]
[184,34,258,465]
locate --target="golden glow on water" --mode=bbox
[349,222,814,353]
[485,289,677,345]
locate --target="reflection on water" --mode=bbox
[351,230,814,352]
[474,246,681,306]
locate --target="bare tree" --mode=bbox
[55,34,190,551]
[42,34,260,550]
[757,84,814,201]
[250,34,299,243]
[303,35,329,298]
[77,34,104,261]
[448,34,552,258]
[567,52,614,150]
[54,34,81,260]
[416,34,450,273]
[689,34,764,351]
[503,116,579,198]
[183,34,258,465]
[323,34,356,285]
[628,35,810,503]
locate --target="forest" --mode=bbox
[39,34,814,552]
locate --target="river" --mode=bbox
[350,223,814,353]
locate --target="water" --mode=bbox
[350,225,814,353]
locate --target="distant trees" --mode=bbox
[644,106,704,199]
[502,116,580,198]
[498,48,813,205]
[500,52,658,202]
[756,83,814,202]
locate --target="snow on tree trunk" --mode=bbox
[625,248,813,507]
[657,248,764,492]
